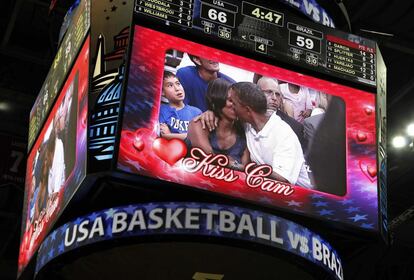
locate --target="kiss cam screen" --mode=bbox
[118,25,379,232]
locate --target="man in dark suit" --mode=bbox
[305,96,346,195]
[303,106,326,157]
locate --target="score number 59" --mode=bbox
[296,35,314,50]
[289,32,321,53]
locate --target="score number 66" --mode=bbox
[208,8,227,24]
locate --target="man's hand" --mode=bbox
[159,123,171,136]
[192,110,218,131]
[227,156,243,171]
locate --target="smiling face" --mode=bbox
[162,76,185,104]
[196,57,220,72]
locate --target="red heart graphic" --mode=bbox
[356,131,367,142]
[364,107,373,115]
[133,137,145,151]
[367,166,377,178]
[152,138,187,166]
[359,160,377,182]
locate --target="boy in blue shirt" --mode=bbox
[159,71,202,140]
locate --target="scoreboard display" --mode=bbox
[118,0,386,237]
[20,0,387,277]
[134,0,377,88]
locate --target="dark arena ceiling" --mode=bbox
[0,0,413,279]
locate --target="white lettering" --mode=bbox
[323,243,332,269]
[312,6,320,22]
[256,217,270,240]
[64,225,77,247]
[148,208,164,229]
[313,237,343,279]
[201,209,218,230]
[77,220,89,242]
[89,217,104,239]
[112,212,128,234]
[312,236,323,261]
[236,214,255,236]
[331,251,338,275]
[128,210,147,231]
[287,230,301,249]
[337,259,344,280]
[322,11,331,26]
[219,211,236,232]
[185,208,200,229]
[288,0,301,8]
[300,236,309,254]
[170,118,189,132]
[165,208,183,229]
[270,220,284,245]
[303,0,320,22]
[213,0,224,7]
[303,0,313,16]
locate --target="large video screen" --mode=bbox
[28,0,90,151]
[118,26,378,232]
[18,38,89,275]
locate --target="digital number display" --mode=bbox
[133,0,378,87]
[326,35,376,83]
[200,2,236,28]
[289,32,321,53]
[242,1,284,27]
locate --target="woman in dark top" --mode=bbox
[187,78,249,169]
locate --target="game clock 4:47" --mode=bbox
[242,2,284,27]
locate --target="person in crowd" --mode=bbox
[34,145,50,223]
[187,78,249,169]
[159,71,202,140]
[48,115,66,202]
[305,95,346,195]
[256,77,305,149]
[280,82,313,123]
[176,54,235,111]
[303,92,329,156]
[228,82,312,188]
[28,157,40,226]
[60,85,76,178]
[308,88,322,109]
